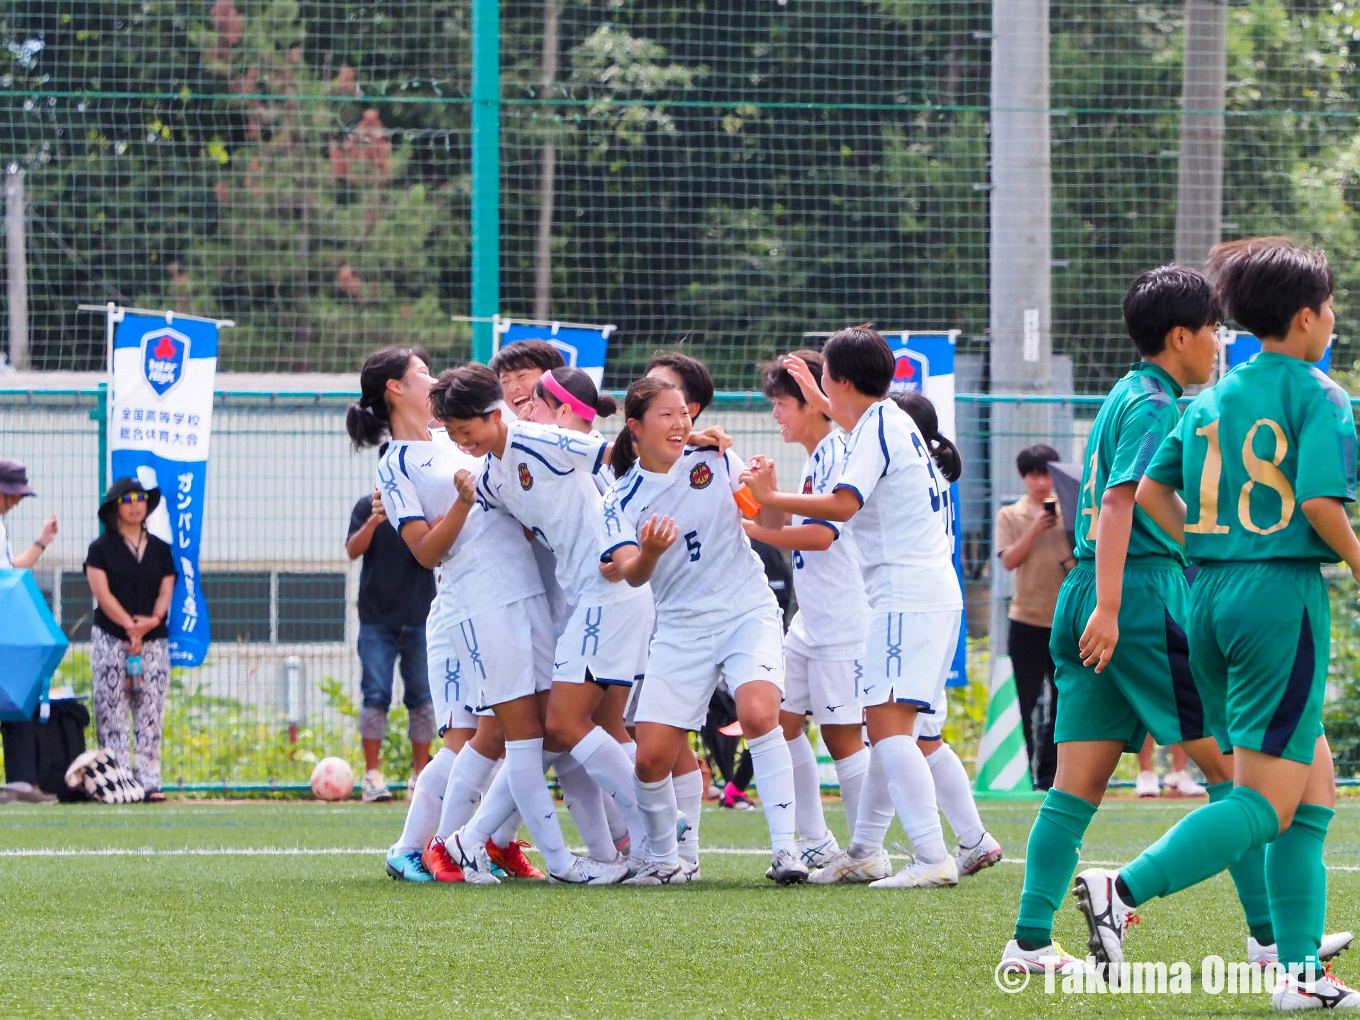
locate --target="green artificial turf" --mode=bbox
[2,797,1359,1019]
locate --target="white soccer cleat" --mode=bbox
[1273,968,1360,1010]
[1162,770,1207,798]
[807,846,892,885]
[451,831,500,885]
[548,855,631,885]
[956,832,1004,877]
[1134,770,1161,798]
[621,860,693,886]
[868,855,959,888]
[1072,868,1137,968]
[793,832,841,870]
[681,859,701,882]
[1251,933,1355,968]
[767,847,810,885]
[998,939,1090,976]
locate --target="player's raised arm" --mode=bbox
[741,456,861,522]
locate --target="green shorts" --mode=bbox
[1051,558,1223,752]
[1188,560,1329,765]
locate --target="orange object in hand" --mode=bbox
[734,485,761,519]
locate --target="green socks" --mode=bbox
[1207,780,1274,945]
[1014,788,1098,946]
[1267,803,1335,975]
[1119,786,1279,906]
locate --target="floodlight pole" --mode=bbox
[5,167,28,371]
[470,0,501,364]
[1174,0,1228,271]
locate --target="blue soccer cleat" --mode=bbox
[385,847,435,882]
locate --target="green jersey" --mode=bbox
[1074,361,1186,564]
[1145,352,1357,563]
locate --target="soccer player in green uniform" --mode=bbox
[1075,238,1359,1010]
[998,265,1244,977]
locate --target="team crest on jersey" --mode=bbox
[518,463,533,490]
[689,463,713,489]
[802,476,813,494]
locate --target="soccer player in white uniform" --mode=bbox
[742,325,963,888]
[739,350,869,869]
[440,364,654,871]
[602,377,806,885]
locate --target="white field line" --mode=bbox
[4,846,1360,872]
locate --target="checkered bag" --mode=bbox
[64,750,146,804]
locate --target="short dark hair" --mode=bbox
[821,324,895,398]
[1122,266,1222,357]
[489,339,565,377]
[761,349,826,410]
[1206,237,1335,340]
[645,351,714,420]
[431,363,502,421]
[1016,444,1060,477]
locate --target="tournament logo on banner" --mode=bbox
[108,312,221,667]
[494,316,616,388]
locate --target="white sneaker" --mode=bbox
[999,939,1090,976]
[1072,868,1137,967]
[451,831,500,885]
[1273,968,1360,1010]
[869,855,959,888]
[361,769,393,803]
[1251,933,1355,968]
[766,847,810,885]
[1163,770,1207,798]
[957,832,1004,877]
[1135,771,1161,798]
[549,855,630,884]
[808,846,892,884]
[622,860,693,886]
[794,832,842,870]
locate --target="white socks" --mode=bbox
[786,732,828,840]
[553,751,617,861]
[873,734,947,865]
[435,745,498,843]
[834,746,871,837]
[465,764,518,847]
[485,738,574,875]
[635,775,679,867]
[571,726,648,853]
[850,749,896,856]
[746,727,797,855]
[925,742,986,849]
[673,770,704,866]
[394,746,455,853]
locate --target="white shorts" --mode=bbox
[860,609,961,711]
[431,594,554,718]
[553,590,655,688]
[916,686,950,740]
[783,651,862,727]
[635,603,785,732]
[426,610,481,735]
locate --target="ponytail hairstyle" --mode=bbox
[534,366,618,422]
[890,392,963,483]
[430,363,503,421]
[346,346,431,450]
[611,377,680,478]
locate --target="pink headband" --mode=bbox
[540,371,596,423]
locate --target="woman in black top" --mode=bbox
[84,478,177,802]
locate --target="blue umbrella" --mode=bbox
[0,569,70,721]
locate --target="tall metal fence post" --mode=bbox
[91,381,108,509]
[470,0,501,364]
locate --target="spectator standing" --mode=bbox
[0,459,59,804]
[84,479,177,802]
[995,445,1073,790]
[346,489,436,802]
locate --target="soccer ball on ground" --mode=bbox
[310,757,355,802]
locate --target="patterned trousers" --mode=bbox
[91,628,171,792]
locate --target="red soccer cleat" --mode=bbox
[487,838,546,879]
[422,837,465,883]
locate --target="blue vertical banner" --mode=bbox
[1222,329,1333,374]
[494,316,616,387]
[108,311,222,667]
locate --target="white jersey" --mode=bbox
[835,399,961,612]
[602,446,775,625]
[479,420,640,609]
[784,431,870,662]
[376,431,543,622]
